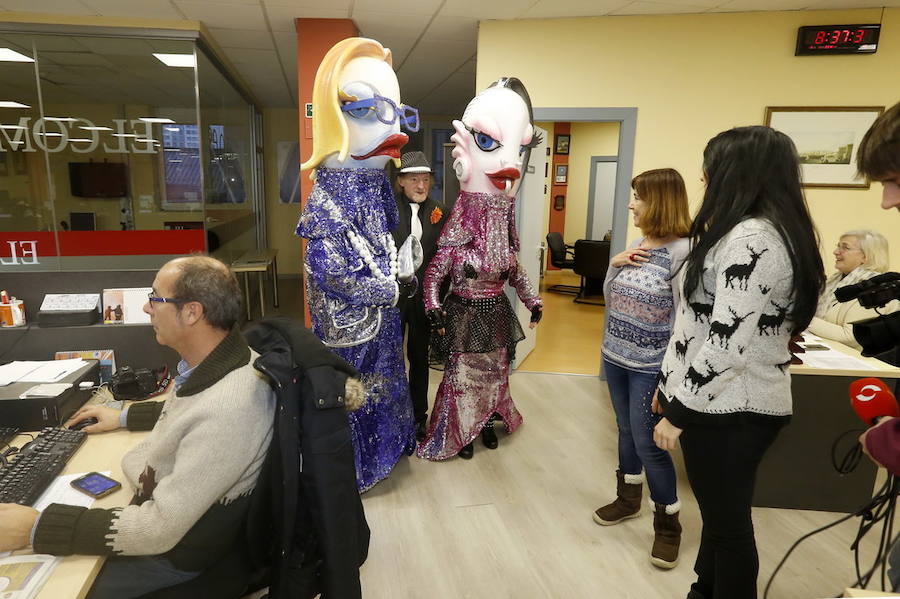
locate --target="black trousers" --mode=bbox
[400,292,429,423]
[679,418,785,599]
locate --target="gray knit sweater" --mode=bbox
[659,218,795,428]
[35,327,275,571]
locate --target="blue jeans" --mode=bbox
[87,555,201,599]
[603,358,677,505]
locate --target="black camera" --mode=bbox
[836,272,900,359]
[110,366,171,401]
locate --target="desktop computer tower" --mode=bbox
[0,361,100,430]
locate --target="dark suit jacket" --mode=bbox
[391,194,446,289]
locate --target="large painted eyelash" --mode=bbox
[523,131,543,150]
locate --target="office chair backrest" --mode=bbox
[546,232,568,266]
[573,240,611,279]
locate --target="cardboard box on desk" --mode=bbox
[0,361,99,430]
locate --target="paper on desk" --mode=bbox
[17,359,85,383]
[801,350,877,371]
[31,471,110,512]
[0,553,59,599]
[0,362,43,386]
[18,384,73,399]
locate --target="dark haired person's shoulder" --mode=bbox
[720,219,789,257]
[729,218,784,241]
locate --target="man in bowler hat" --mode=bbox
[392,151,447,441]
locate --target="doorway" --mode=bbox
[516,108,637,376]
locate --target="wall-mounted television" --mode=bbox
[68,162,129,198]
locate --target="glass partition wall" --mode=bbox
[0,26,263,272]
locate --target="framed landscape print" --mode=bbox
[765,106,884,189]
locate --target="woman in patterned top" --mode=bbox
[593,168,691,570]
[653,127,825,599]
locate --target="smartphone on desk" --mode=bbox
[71,472,121,499]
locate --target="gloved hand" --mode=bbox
[530,305,543,325]
[398,277,418,300]
[426,309,446,335]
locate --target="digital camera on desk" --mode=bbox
[837,272,900,363]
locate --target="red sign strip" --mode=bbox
[0,231,206,257]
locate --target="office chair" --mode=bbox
[545,232,580,295]
[573,239,610,305]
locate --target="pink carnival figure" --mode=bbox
[417,77,543,461]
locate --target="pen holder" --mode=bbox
[0,299,26,327]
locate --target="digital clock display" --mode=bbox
[796,24,880,55]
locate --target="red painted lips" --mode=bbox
[486,167,521,191]
[352,133,409,160]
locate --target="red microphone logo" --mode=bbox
[855,383,883,402]
[849,378,899,425]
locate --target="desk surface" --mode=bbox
[790,337,900,379]
[11,427,147,599]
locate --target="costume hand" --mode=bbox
[529,306,543,329]
[426,309,446,336]
[611,248,650,268]
[859,416,893,466]
[653,418,682,451]
[64,405,122,434]
[651,389,662,414]
[398,278,418,299]
[0,504,39,551]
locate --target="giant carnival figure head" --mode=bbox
[450,77,540,198]
[301,37,419,172]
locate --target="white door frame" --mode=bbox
[532,108,638,377]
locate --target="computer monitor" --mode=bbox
[70,212,96,231]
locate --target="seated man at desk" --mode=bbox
[0,256,275,599]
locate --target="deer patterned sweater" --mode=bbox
[658,218,795,429]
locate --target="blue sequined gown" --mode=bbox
[296,167,416,492]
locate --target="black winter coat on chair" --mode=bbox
[246,316,369,599]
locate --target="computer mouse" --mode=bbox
[69,417,98,431]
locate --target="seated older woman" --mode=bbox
[809,229,897,349]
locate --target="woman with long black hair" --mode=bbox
[653,126,825,599]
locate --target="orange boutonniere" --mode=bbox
[430,207,443,224]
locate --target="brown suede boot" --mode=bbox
[650,501,682,569]
[592,471,642,526]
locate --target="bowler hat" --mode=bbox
[399,151,432,174]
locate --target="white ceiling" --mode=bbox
[1,0,897,114]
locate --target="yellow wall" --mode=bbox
[478,8,900,270]
[264,107,303,274]
[565,121,620,243]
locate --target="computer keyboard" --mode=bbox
[0,427,87,505]
[0,426,19,448]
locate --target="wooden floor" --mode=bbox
[257,276,888,598]
[360,370,886,599]
[518,270,606,375]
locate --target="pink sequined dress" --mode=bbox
[417,190,542,461]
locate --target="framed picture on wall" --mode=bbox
[554,164,568,185]
[554,134,570,155]
[765,106,884,189]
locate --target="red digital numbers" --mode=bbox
[813,28,867,46]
